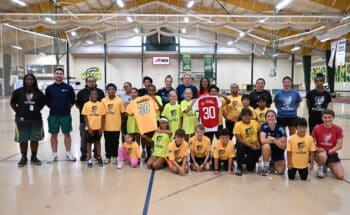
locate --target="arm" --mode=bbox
[235,134,257,149]
[309,151,315,171]
[227,157,233,173]
[99,115,105,135]
[84,116,93,135]
[259,131,274,145]
[10,91,18,112]
[190,151,199,169]
[273,136,287,150]
[328,138,343,154]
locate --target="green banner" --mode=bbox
[311,63,350,83]
[182,54,191,71]
[204,55,213,78]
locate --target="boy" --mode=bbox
[189,125,211,172]
[255,96,269,125]
[287,117,315,180]
[212,128,235,174]
[241,94,257,121]
[167,129,189,176]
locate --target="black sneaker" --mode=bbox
[235,168,243,176]
[18,157,27,167]
[80,155,87,161]
[97,158,103,167]
[30,157,42,165]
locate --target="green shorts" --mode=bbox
[48,115,72,134]
[15,119,44,143]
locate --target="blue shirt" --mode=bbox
[45,82,75,116]
[273,89,301,118]
[260,123,287,139]
[176,84,198,102]
[157,87,174,105]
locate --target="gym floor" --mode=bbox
[0,99,349,215]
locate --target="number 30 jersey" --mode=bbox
[126,95,158,134]
[193,95,222,132]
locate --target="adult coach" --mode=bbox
[176,73,198,101]
[306,73,331,134]
[46,68,76,162]
[138,76,153,96]
[10,74,46,167]
[223,83,242,139]
[157,75,175,105]
[312,109,344,180]
[76,76,105,161]
[273,76,301,135]
[249,78,272,109]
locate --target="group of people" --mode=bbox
[10,69,344,180]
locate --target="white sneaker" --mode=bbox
[117,161,124,169]
[104,158,111,164]
[317,166,325,178]
[66,153,77,161]
[47,154,58,163]
[111,157,117,164]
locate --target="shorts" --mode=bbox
[277,117,297,127]
[48,115,72,134]
[190,156,206,165]
[85,130,102,143]
[271,144,285,161]
[326,153,341,164]
[14,118,44,143]
[212,158,230,171]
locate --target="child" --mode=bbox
[167,129,189,176]
[255,96,269,125]
[118,133,141,169]
[144,118,172,170]
[102,83,125,164]
[126,87,141,148]
[287,117,315,180]
[161,90,182,138]
[241,94,257,121]
[189,124,211,172]
[147,84,163,120]
[234,108,260,176]
[180,88,197,140]
[82,90,106,167]
[212,128,235,174]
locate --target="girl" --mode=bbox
[180,88,197,140]
[118,133,141,168]
[161,90,182,138]
[196,77,210,97]
[126,87,141,145]
[147,84,163,119]
[82,90,106,167]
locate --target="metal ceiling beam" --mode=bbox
[5,0,87,13]
[219,0,275,12]
[310,0,350,13]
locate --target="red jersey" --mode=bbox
[312,124,343,155]
[193,95,222,132]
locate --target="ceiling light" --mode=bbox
[320,38,331,42]
[181,28,187,34]
[12,45,22,50]
[126,16,133,22]
[291,46,301,52]
[258,18,266,23]
[134,28,139,33]
[44,17,56,24]
[342,16,350,21]
[116,0,124,8]
[187,0,195,8]
[275,0,293,11]
[86,40,93,45]
[39,52,46,56]
[272,53,279,57]
[11,0,27,7]
[239,31,246,37]
[184,17,189,23]
[227,41,234,46]
[71,31,77,36]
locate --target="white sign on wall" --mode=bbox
[152,57,170,65]
[335,39,346,66]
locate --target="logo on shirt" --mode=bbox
[156,136,163,142]
[127,147,133,154]
[282,96,293,111]
[171,110,177,117]
[312,96,325,111]
[297,142,306,154]
[24,93,35,105]
[245,127,254,137]
[107,104,115,114]
[322,133,333,146]
[90,105,98,116]
[219,149,225,156]
[196,145,203,152]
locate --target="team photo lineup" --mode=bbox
[11,67,345,181]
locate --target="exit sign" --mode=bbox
[153,57,170,64]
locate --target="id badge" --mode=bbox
[29,105,34,111]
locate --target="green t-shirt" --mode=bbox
[161,103,182,136]
[152,132,171,158]
[180,100,198,135]
[127,115,139,133]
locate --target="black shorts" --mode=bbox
[277,117,297,127]
[190,156,206,165]
[271,144,285,161]
[326,153,341,164]
[85,131,102,143]
[212,158,230,171]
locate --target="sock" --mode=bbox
[263,162,269,167]
[31,152,37,159]
[66,151,71,156]
[21,152,27,158]
[53,152,58,156]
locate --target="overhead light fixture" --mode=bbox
[258,18,266,23]
[181,28,187,34]
[44,17,56,24]
[275,0,293,11]
[227,41,234,46]
[342,16,350,21]
[86,40,93,45]
[134,28,139,33]
[116,0,124,8]
[187,0,195,8]
[272,53,279,57]
[39,52,46,56]
[126,16,133,22]
[320,38,331,42]
[12,45,22,50]
[291,46,301,52]
[239,31,246,37]
[11,0,27,7]
[184,17,189,23]
[71,31,77,36]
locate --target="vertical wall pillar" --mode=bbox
[3,54,11,96]
[104,34,107,87]
[66,42,70,85]
[302,55,311,92]
[291,54,295,82]
[325,50,335,93]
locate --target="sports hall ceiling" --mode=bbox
[1,0,349,57]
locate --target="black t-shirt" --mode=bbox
[10,87,46,120]
[306,89,331,119]
[249,90,272,109]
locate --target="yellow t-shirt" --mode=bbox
[161,103,182,136]
[233,120,260,144]
[123,142,141,159]
[212,140,235,160]
[168,140,188,163]
[241,106,257,121]
[189,135,211,158]
[102,96,125,131]
[224,95,242,121]
[218,97,226,126]
[255,107,269,125]
[126,95,158,134]
[181,100,197,135]
[82,101,106,130]
[287,134,316,169]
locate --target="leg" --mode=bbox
[79,122,87,159]
[87,142,92,159]
[205,132,215,144]
[169,162,180,174]
[246,148,259,172]
[316,152,327,165]
[50,133,59,153]
[213,158,219,174]
[114,132,120,158]
[328,162,344,180]
[261,144,271,163]
[18,142,28,167]
[288,168,297,180]
[146,156,157,169]
[184,162,189,174]
[95,142,101,159]
[236,142,247,171]
[152,157,166,170]
[63,133,72,152]
[104,131,112,159]
[130,157,139,168]
[204,162,211,171]
[298,168,309,180]
[274,160,286,175]
[191,163,199,171]
[30,141,41,165]
[225,120,235,140]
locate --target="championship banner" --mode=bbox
[204,55,213,78]
[182,54,191,71]
[335,39,346,66]
[328,41,337,68]
[82,67,102,80]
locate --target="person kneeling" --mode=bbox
[212,128,235,174]
[189,125,211,172]
[118,133,141,169]
[167,129,189,176]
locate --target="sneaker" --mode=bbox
[261,165,269,176]
[18,157,27,167]
[104,158,111,164]
[30,157,42,165]
[66,153,77,162]
[117,161,124,169]
[97,159,103,167]
[111,157,117,164]
[47,154,58,163]
[80,154,87,161]
[317,166,325,178]
[87,159,93,168]
[323,165,328,173]
[235,168,243,176]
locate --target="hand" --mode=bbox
[180,168,185,176]
[199,164,204,172]
[316,148,326,153]
[287,163,292,169]
[309,163,314,171]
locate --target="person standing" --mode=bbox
[223,83,242,139]
[306,73,331,134]
[120,81,132,137]
[249,78,272,109]
[10,74,46,167]
[176,73,198,102]
[138,76,153,96]
[76,76,105,161]
[45,68,76,162]
[157,75,175,105]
